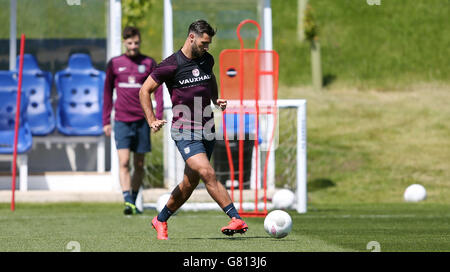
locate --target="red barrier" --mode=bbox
[11,34,26,211]
[219,20,279,217]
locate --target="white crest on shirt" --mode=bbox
[192,68,200,77]
[138,65,146,73]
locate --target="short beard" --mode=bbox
[126,49,139,58]
[191,44,203,58]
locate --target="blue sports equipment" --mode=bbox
[55,54,105,136]
[16,54,55,135]
[0,71,32,154]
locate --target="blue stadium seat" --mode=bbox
[223,113,262,143]
[0,72,32,154]
[225,113,255,134]
[54,54,105,136]
[16,54,56,136]
[224,113,257,135]
[0,71,18,92]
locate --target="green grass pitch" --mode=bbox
[0,202,448,252]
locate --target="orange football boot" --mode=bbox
[151,216,168,240]
[221,217,248,236]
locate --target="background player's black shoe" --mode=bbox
[123,202,142,215]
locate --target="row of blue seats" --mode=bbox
[0,54,105,154]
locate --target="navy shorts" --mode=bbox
[171,128,216,161]
[114,119,151,153]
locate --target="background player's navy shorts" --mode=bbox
[171,128,215,161]
[114,119,151,153]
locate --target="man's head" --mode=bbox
[123,26,141,58]
[187,20,216,58]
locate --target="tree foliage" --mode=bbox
[122,0,154,27]
[303,4,319,42]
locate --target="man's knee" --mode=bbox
[134,162,145,174]
[134,155,145,168]
[119,160,130,170]
[183,169,200,188]
[198,167,216,183]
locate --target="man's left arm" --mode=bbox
[210,73,219,105]
[210,73,227,111]
[154,85,164,120]
[150,60,164,120]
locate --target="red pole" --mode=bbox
[11,34,26,212]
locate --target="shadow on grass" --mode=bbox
[308,178,336,192]
[323,74,337,87]
[186,236,268,240]
[185,236,297,242]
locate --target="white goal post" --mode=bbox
[278,99,307,214]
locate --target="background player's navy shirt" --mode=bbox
[103,54,164,126]
[151,50,216,130]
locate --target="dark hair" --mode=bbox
[123,26,141,40]
[188,20,216,37]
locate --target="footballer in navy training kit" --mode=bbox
[103,26,164,215]
[139,20,248,240]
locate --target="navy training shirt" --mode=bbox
[150,50,216,131]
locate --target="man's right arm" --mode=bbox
[102,60,115,136]
[139,75,167,133]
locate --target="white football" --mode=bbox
[404,184,427,202]
[272,189,295,210]
[264,210,292,239]
[156,193,178,215]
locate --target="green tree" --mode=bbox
[303,4,318,42]
[122,0,154,27]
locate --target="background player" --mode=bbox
[103,26,164,215]
[139,20,248,240]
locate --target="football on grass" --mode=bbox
[272,189,295,209]
[404,184,427,202]
[264,210,292,238]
